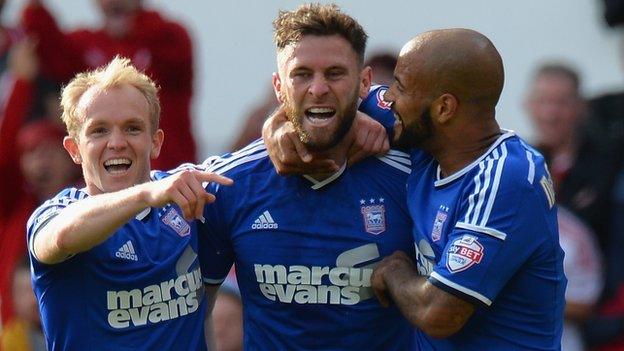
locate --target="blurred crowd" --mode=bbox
[1,0,624,350]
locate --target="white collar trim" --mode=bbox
[434,130,515,187]
[303,162,347,190]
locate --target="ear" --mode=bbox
[150,129,164,160]
[432,93,458,124]
[358,66,373,99]
[63,136,82,164]
[272,72,284,103]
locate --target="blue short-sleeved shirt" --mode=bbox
[27,188,207,351]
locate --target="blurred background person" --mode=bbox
[365,50,397,86]
[0,258,45,351]
[525,62,624,350]
[558,208,603,351]
[0,38,80,327]
[19,0,197,169]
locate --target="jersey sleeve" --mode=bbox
[26,188,86,263]
[197,181,235,285]
[358,85,395,141]
[428,151,557,307]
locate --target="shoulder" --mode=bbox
[27,187,87,233]
[457,133,555,230]
[157,139,272,180]
[32,187,87,214]
[469,133,549,192]
[374,149,412,174]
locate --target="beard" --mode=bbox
[394,106,434,150]
[283,89,359,152]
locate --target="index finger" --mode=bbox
[195,171,233,186]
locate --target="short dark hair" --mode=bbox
[534,63,581,93]
[273,3,368,65]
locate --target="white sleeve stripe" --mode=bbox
[465,162,483,224]
[384,154,412,166]
[206,145,268,173]
[430,272,492,306]
[464,143,509,226]
[376,155,411,174]
[29,211,60,263]
[233,139,265,154]
[210,151,269,175]
[466,160,493,224]
[479,143,508,226]
[386,149,411,158]
[526,150,535,184]
[455,222,507,240]
[164,144,268,176]
[166,162,205,174]
[471,158,494,224]
[203,277,226,285]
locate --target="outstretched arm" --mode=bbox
[371,251,475,338]
[33,170,232,264]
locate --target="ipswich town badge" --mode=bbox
[431,208,448,242]
[360,199,386,235]
[163,207,191,237]
[446,235,484,273]
[376,88,392,110]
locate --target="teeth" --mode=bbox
[104,158,131,166]
[308,107,334,114]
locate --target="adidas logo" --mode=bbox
[115,240,138,261]
[251,210,278,230]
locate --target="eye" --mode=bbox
[90,127,108,136]
[326,69,345,80]
[294,71,311,79]
[126,125,143,134]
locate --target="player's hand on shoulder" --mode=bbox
[262,105,338,175]
[346,111,390,166]
[143,170,233,221]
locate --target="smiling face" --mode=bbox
[273,34,371,152]
[384,49,434,150]
[63,84,163,195]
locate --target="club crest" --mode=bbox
[431,208,448,242]
[376,88,392,110]
[360,198,386,235]
[163,207,191,237]
[446,235,484,273]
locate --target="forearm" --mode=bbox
[383,267,430,327]
[373,251,475,338]
[385,270,473,338]
[34,184,151,263]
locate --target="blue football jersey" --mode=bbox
[186,141,416,350]
[27,188,207,351]
[361,86,566,350]
[409,132,565,350]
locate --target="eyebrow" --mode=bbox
[394,75,406,90]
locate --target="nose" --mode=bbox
[384,85,396,103]
[107,128,128,150]
[308,75,330,98]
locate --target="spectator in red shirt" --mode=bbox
[20,0,196,169]
[0,39,80,325]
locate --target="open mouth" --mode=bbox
[305,107,336,125]
[104,158,132,174]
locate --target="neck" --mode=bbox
[428,121,502,178]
